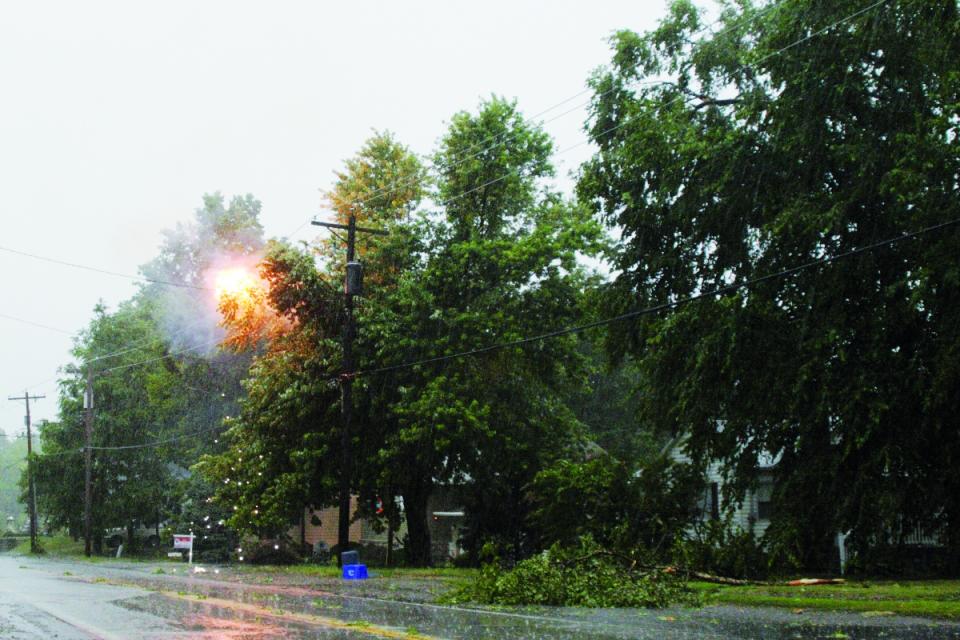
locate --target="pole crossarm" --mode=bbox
[311,219,390,236]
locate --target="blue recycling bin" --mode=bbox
[342,563,368,580]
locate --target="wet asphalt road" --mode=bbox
[1,554,959,639]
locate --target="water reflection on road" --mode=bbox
[3,555,959,639]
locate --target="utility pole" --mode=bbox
[312,214,387,564]
[84,368,94,557]
[8,391,44,553]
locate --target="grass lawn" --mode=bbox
[12,535,178,563]
[13,535,85,556]
[691,580,960,620]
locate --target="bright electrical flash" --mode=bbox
[214,267,257,304]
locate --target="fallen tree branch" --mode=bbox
[557,552,846,587]
[683,569,770,586]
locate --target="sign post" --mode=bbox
[173,533,195,564]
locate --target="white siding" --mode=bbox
[668,440,773,539]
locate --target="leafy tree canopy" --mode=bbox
[578,0,960,569]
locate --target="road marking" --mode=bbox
[79,569,588,627]
[161,590,438,639]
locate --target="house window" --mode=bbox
[757,500,772,521]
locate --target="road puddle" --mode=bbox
[58,562,960,639]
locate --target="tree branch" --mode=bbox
[693,98,740,111]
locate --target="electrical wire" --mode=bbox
[13,2,898,401]
[11,421,224,463]
[440,0,896,217]
[25,426,222,458]
[93,337,225,376]
[302,0,891,251]
[83,425,222,452]
[290,0,789,238]
[21,317,228,394]
[345,217,960,380]
[10,0,899,423]
[0,244,210,291]
[0,313,74,336]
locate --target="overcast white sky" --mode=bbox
[0,0,675,436]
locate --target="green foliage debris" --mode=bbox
[442,537,694,608]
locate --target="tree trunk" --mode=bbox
[403,485,432,567]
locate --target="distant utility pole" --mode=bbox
[84,368,94,557]
[312,214,387,564]
[8,391,44,553]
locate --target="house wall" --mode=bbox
[290,496,407,556]
[287,489,464,564]
[292,497,364,549]
[674,450,773,539]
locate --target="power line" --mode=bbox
[23,317,226,392]
[94,337,224,376]
[0,244,210,291]
[84,425,222,452]
[292,0,901,385]
[88,312,228,366]
[5,0,821,394]
[0,459,26,473]
[0,313,74,336]
[455,0,897,215]
[14,378,228,462]
[290,0,789,238]
[751,0,889,68]
[346,217,960,380]
[13,1,896,407]
[23,424,223,462]
[302,0,892,251]
[24,336,222,396]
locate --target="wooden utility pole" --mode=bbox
[84,368,94,557]
[312,214,387,565]
[8,391,44,553]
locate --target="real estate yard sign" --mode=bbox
[173,533,194,564]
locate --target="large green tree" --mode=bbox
[35,193,265,552]
[202,110,603,566]
[578,0,960,570]
[196,133,426,544]
[35,300,178,550]
[363,98,603,564]
[195,241,344,540]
